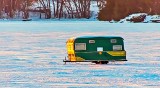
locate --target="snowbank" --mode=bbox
[120,13,160,23]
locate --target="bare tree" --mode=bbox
[38,0,51,19]
[63,0,91,19]
[22,0,29,19]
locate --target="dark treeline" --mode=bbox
[1,0,159,20]
[0,0,105,19]
[0,0,36,19]
[98,0,160,21]
[37,0,92,19]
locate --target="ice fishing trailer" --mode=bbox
[63,36,127,64]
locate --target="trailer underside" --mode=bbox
[63,59,127,64]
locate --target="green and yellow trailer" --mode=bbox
[64,36,127,64]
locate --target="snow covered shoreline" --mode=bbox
[0,13,160,23]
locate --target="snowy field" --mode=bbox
[0,21,160,88]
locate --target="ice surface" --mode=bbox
[0,21,159,88]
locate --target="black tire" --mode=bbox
[101,61,109,64]
[92,61,109,64]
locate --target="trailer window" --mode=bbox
[75,43,86,50]
[113,45,122,51]
[89,40,95,43]
[97,47,103,51]
[111,39,117,43]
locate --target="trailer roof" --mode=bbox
[75,36,123,39]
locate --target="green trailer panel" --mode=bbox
[74,36,126,61]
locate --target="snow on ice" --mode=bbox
[0,21,159,88]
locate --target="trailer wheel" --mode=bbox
[101,61,109,64]
[92,61,109,64]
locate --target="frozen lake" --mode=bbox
[0,21,160,88]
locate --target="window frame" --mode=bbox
[113,45,122,51]
[111,39,117,43]
[89,40,95,43]
[75,43,86,50]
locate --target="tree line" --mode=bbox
[0,0,105,19]
[0,0,35,19]
[1,0,159,20]
[98,0,160,21]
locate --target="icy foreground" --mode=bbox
[0,21,160,88]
